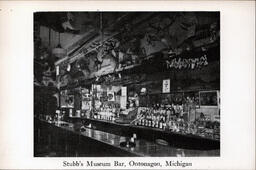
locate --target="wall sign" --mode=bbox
[166,54,208,70]
[121,86,127,97]
[162,79,170,93]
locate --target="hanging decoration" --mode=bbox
[52,32,67,58]
[52,12,219,89]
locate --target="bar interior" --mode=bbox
[34,12,220,157]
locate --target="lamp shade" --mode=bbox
[52,44,67,58]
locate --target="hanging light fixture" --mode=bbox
[52,32,67,58]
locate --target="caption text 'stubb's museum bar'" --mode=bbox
[34,12,220,157]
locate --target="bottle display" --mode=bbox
[134,104,220,140]
[93,102,119,121]
[61,85,220,141]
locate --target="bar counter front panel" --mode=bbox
[71,117,220,150]
[34,118,219,157]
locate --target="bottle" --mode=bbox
[159,119,163,129]
[168,120,172,131]
[133,133,137,140]
[155,120,159,128]
[149,120,151,127]
[163,122,167,130]
[138,119,141,126]
[152,121,155,127]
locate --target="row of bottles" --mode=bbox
[134,107,220,140]
[93,102,120,121]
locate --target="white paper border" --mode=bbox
[0,1,255,169]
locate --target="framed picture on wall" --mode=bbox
[66,95,74,108]
[199,91,218,106]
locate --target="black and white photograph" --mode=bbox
[34,11,220,157]
[0,1,255,169]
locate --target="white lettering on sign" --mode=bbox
[166,54,208,69]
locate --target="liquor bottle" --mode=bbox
[134,120,137,125]
[168,120,172,131]
[149,120,152,127]
[163,110,167,122]
[156,114,160,122]
[176,122,180,132]
[151,120,154,127]
[138,119,141,126]
[155,120,159,128]
[159,119,163,129]
[163,122,167,130]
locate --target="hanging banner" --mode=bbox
[162,79,170,93]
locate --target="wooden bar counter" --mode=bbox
[34,118,219,157]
